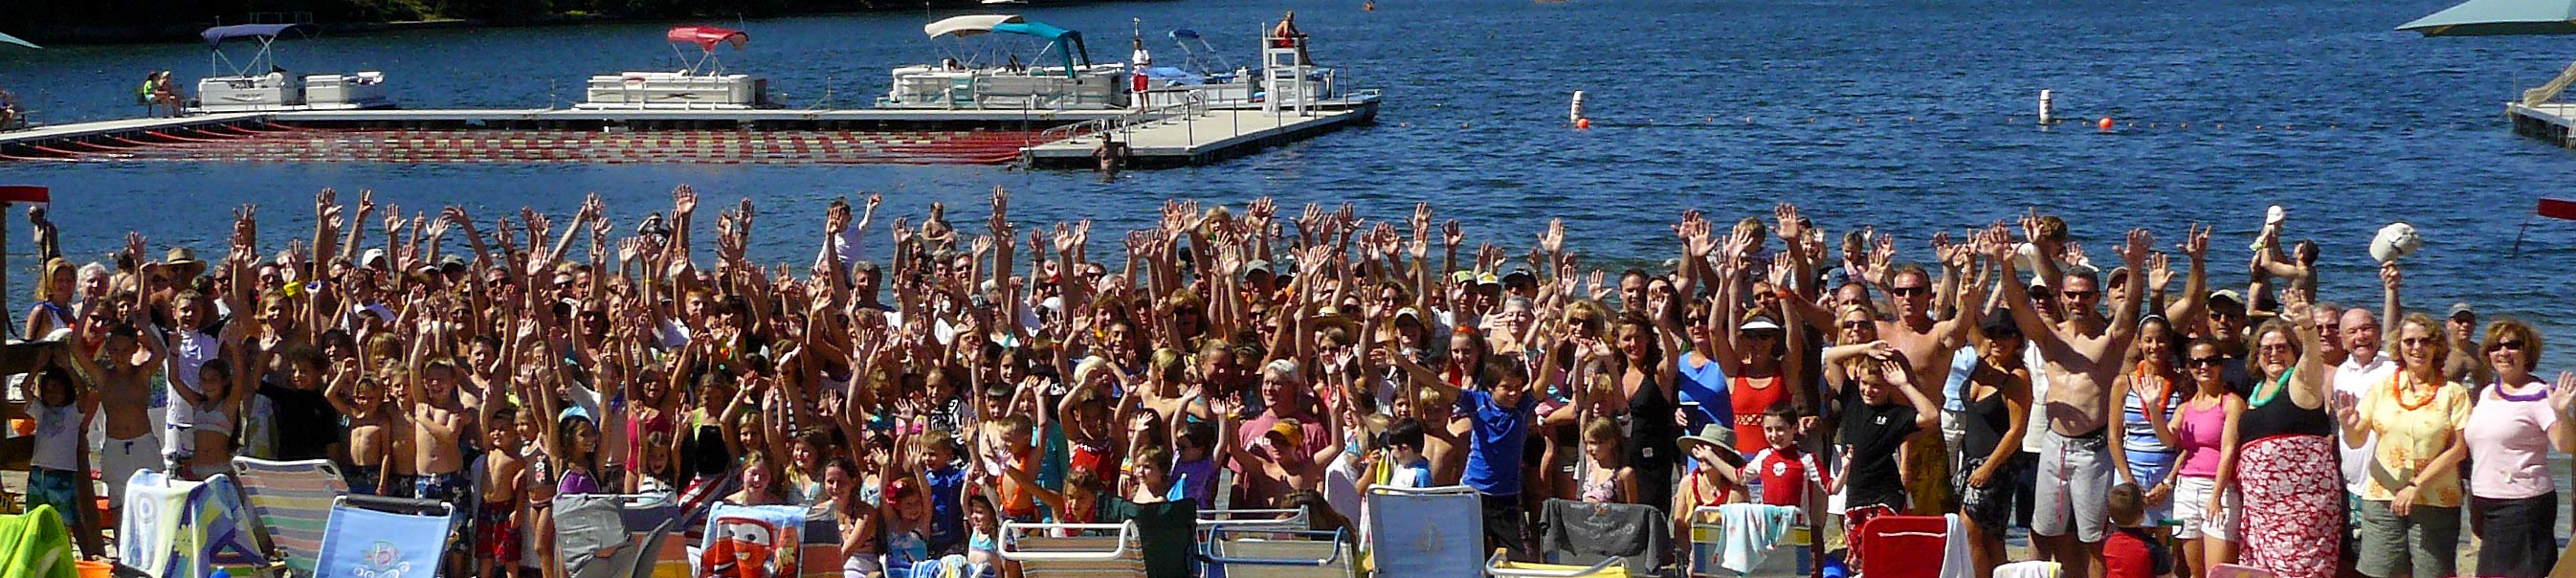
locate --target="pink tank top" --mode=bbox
[2173,394,2232,478]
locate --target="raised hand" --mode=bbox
[2380,261,2402,293]
[1774,203,1804,244]
[2118,229,2153,268]
[123,232,146,263]
[1541,218,1566,255]
[673,185,700,216]
[2179,224,2210,261]
[1443,219,1464,250]
[2145,252,2173,293]
[2552,372,2576,417]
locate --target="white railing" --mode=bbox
[1033,92,1205,144]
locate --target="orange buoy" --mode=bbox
[1574,118,1590,129]
[2098,117,2115,132]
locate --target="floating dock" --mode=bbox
[0,100,1376,167]
[2509,102,2576,147]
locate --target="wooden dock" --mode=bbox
[1021,101,1379,168]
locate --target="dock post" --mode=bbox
[2038,90,2054,125]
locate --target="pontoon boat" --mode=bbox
[1129,26,1371,110]
[189,24,394,113]
[878,15,1128,110]
[580,26,772,110]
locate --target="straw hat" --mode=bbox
[1676,425,1742,465]
[162,248,206,278]
[2370,222,2420,264]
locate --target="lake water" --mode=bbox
[3,0,2575,369]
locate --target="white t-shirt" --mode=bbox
[167,329,218,428]
[2333,355,2395,496]
[1131,48,1153,68]
[31,402,78,471]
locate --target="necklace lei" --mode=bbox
[2392,372,2437,411]
[2497,379,2551,403]
[2133,361,2174,409]
[2249,367,2293,409]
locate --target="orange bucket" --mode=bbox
[76,560,110,578]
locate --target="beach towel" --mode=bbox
[315,499,455,578]
[231,457,349,577]
[0,505,77,578]
[1540,499,1667,574]
[1364,486,1482,578]
[698,504,810,578]
[1939,514,1972,578]
[1712,503,1799,575]
[119,471,264,578]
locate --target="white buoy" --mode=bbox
[1570,91,1587,124]
[2038,89,2054,125]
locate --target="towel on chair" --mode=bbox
[0,505,77,578]
[1541,499,1669,574]
[1939,514,1972,578]
[1716,503,1801,575]
[1995,561,2062,578]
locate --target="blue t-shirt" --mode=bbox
[1455,389,1537,497]
[1675,354,1732,431]
[923,465,966,550]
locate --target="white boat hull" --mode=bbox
[878,64,1129,110]
[192,72,394,113]
[579,73,770,110]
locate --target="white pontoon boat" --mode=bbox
[878,15,1128,110]
[189,24,394,113]
[580,26,772,110]
[1130,26,1373,110]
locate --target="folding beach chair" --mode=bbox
[1199,526,1356,578]
[118,471,268,578]
[0,504,79,578]
[1483,551,1628,578]
[1538,499,1666,575]
[1852,515,1949,578]
[697,503,811,578]
[312,495,455,578]
[229,457,348,578]
[1685,504,1810,578]
[1362,485,1483,578]
[553,493,685,578]
[999,521,1144,578]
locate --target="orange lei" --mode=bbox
[2392,372,2437,411]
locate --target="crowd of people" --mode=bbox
[10,187,2568,578]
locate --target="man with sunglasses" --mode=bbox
[1991,226,2157,578]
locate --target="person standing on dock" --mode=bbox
[1130,37,1154,110]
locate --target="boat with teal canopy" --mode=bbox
[881,14,1128,110]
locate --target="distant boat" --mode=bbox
[981,0,1027,5]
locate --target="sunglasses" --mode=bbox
[2402,337,2437,346]
[2060,290,2099,300]
[2187,357,2225,368]
[1742,331,1780,341]
[1889,285,1930,297]
[1838,320,1873,330]
[2490,340,2527,352]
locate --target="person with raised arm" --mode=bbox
[2332,301,2470,578]
[1988,222,2153,578]
[2224,290,2340,578]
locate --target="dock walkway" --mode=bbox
[1022,103,1378,168]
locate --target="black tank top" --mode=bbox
[1626,377,1678,468]
[1963,379,2012,459]
[2238,380,2334,440]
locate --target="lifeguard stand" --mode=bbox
[1262,34,1310,117]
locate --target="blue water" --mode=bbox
[4,0,2575,364]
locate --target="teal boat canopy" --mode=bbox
[2400,0,2576,35]
[992,20,1090,74]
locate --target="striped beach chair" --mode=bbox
[999,521,1145,578]
[230,457,348,578]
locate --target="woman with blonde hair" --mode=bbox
[25,257,73,338]
[2333,309,2470,578]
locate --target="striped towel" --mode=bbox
[230,458,348,577]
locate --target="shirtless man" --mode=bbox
[1989,224,2153,578]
